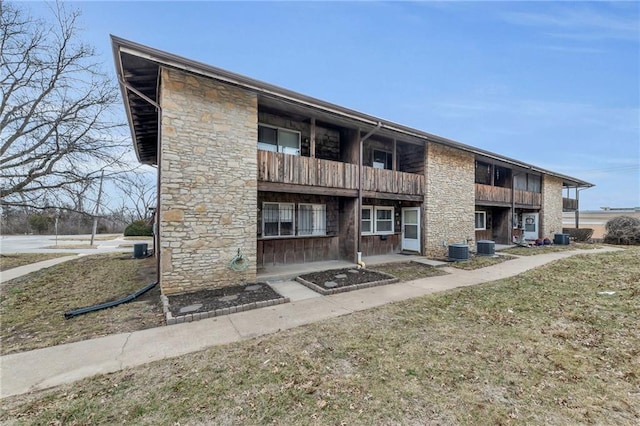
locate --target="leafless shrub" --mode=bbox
[603,216,640,245]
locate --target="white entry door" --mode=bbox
[402,207,421,252]
[522,212,539,240]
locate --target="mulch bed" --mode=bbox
[162,283,288,325]
[296,267,398,295]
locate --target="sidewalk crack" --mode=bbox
[118,333,132,368]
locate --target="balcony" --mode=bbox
[257,150,424,199]
[258,151,358,195]
[563,197,578,211]
[475,184,511,204]
[362,166,424,199]
[475,184,541,207]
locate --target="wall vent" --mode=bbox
[477,240,495,256]
[448,244,469,261]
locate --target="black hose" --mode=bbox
[64,281,158,319]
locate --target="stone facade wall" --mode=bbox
[424,143,476,257]
[541,175,563,239]
[159,68,257,295]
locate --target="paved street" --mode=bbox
[0,234,152,254]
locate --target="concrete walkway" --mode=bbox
[0,255,84,285]
[0,247,619,399]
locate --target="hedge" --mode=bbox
[124,220,153,237]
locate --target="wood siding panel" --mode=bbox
[256,236,340,267]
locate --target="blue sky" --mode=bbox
[28,1,640,210]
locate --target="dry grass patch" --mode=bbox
[0,253,75,272]
[502,243,601,256]
[2,248,637,424]
[371,261,448,281]
[0,254,162,355]
[448,254,515,270]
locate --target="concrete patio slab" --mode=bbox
[411,257,449,267]
[267,280,322,301]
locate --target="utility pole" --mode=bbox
[90,170,105,246]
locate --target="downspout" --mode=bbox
[357,122,382,266]
[118,76,162,286]
[512,172,518,242]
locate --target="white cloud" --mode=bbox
[501,5,640,42]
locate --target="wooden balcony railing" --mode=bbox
[257,151,425,196]
[563,197,578,211]
[258,151,358,190]
[514,189,541,207]
[475,183,541,207]
[362,167,424,196]
[475,184,511,203]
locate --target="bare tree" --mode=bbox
[114,171,157,223]
[0,2,130,210]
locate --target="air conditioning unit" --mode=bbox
[477,240,495,256]
[554,233,570,245]
[448,244,469,261]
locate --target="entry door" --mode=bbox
[402,208,421,252]
[522,213,539,240]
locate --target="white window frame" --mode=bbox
[361,206,373,235]
[375,206,394,235]
[258,123,301,156]
[298,203,326,236]
[362,205,394,235]
[262,202,295,237]
[475,211,487,231]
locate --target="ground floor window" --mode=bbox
[475,211,486,230]
[362,205,394,235]
[263,202,327,237]
[263,203,294,237]
[298,204,326,236]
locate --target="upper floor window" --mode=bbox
[258,124,300,155]
[514,173,542,193]
[373,149,393,170]
[494,166,511,188]
[475,161,492,185]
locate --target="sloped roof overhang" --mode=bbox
[111,35,594,188]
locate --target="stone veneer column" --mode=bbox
[541,175,563,239]
[424,143,476,257]
[159,68,257,295]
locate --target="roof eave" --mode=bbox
[110,35,595,187]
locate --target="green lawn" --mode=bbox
[2,248,638,424]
